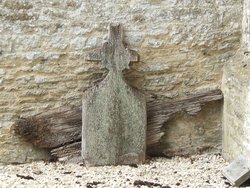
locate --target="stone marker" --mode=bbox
[223,155,250,186]
[82,24,146,166]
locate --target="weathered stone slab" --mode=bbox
[82,24,146,166]
[223,155,250,186]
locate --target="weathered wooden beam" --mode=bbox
[146,89,222,146]
[51,142,82,163]
[13,89,222,161]
[13,105,82,148]
[82,24,146,166]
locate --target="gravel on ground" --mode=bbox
[0,153,232,188]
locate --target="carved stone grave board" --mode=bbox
[82,24,146,166]
[223,155,250,186]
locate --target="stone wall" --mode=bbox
[0,0,242,163]
[222,0,250,161]
[222,53,250,161]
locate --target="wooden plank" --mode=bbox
[82,24,146,166]
[13,105,81,148]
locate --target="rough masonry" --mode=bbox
[0,0,242,163]
[222,0,250,161]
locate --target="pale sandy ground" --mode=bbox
[0,153,233,188]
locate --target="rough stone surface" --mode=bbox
[243,0,250,51]
[0,127,50,164]
[222,0,250,162]
[223,155,250,186]
[222,53,250,161]
[0,0,242,163]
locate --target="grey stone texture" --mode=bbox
[223,155,250,186]
[243,0,250,51]
[222,53,250,161]
[0,0,242,163]
[222,0,250,162]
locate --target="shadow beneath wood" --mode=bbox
[241,179,250,187]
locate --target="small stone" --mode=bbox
[33,170,42,175]
[62,171,72,174]
[129,164,138,168]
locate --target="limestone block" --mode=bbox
[223,155,250,186]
